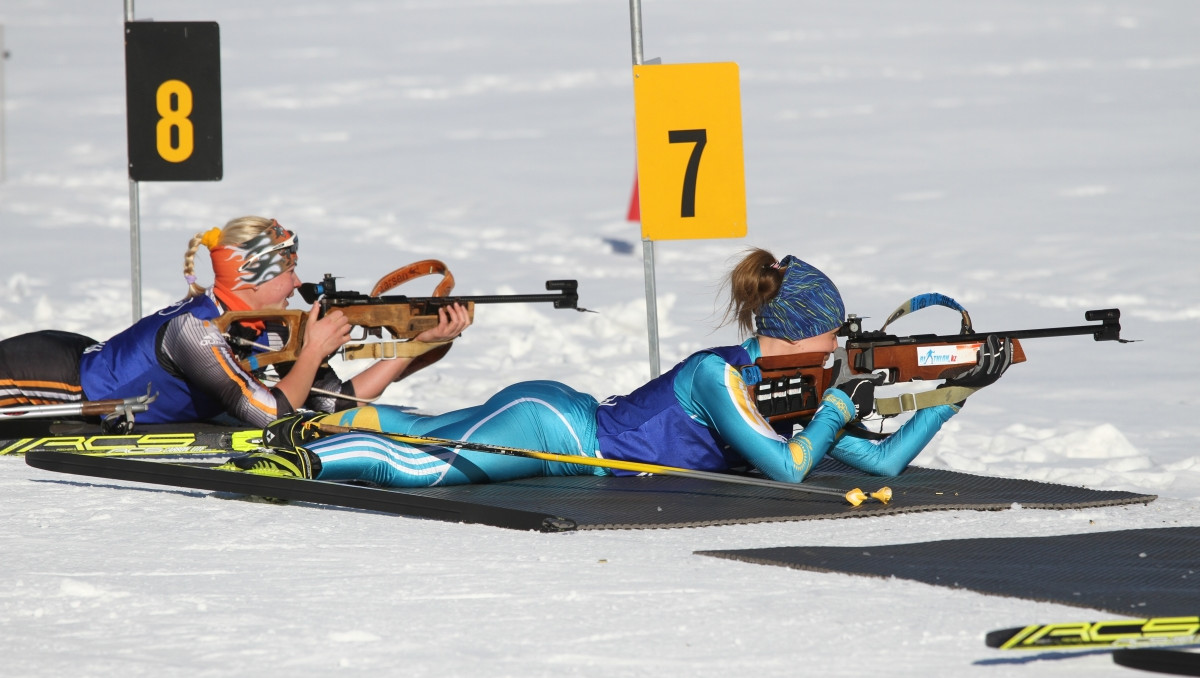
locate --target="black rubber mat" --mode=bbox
[394,457,1155,530]
[18,434,1156,531]
[696,526,1200,616]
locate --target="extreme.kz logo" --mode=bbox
[918,347,958,366]
[917,343,981,367]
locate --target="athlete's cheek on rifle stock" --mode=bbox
[253,270,303,310]
[772,329,839,359]
[811,330,839,358]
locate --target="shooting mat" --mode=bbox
[696,526,1200,616]
[397,457,1154,530]
[14,421,1156,532]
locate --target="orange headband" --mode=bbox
[208,220,299,291]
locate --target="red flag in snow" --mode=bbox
[626,172,640,222]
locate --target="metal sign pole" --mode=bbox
[124,0,142,322]
[629,0,661,378]
[1,25,8,183]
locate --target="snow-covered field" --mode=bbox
[1,1,1197,675]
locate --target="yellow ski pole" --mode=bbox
[316,424,891,507]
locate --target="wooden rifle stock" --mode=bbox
[750,353,832,424]
[211,309,307,371]
[212,269,581,372]
[751,308,1124,425]
[848,338,1027,385]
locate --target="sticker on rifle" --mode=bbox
[917,343,982,366]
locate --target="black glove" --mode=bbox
[937,335,1013,407]
[833,377,877,421]
[945,335,1012,389]
[262,410,326,452]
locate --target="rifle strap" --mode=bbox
[340,339,453,361]
[874,386,976,416]
[880,293,974,335]
[364,260,457,371]
[370,260,456,297]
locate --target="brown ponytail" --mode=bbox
[721,248,784,336]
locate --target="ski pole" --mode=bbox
[0,390,156,420]
[316,424,891,506]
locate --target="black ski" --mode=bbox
[1113,648,1200,676]
[24,451,577,532]
[987,617,1200,650]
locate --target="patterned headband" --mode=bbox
[210,220,299,291]
[754,255,845,341]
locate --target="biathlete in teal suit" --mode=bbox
[225,249,1011,487]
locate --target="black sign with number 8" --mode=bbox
[125,22,222,182]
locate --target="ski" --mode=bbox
[987,616,1200,650]
[1,428,262,457]
[23,450,578,532]
[1112,648,1200,676]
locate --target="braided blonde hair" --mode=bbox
[182,216,277,298]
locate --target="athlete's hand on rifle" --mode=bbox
[947,335,1012,389]
[833,377,879,421]
[937,334,1012,407]
[300,304,352,359]
[413,302,472,343]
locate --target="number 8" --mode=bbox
[156,79,194,163]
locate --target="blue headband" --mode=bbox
[754,255,846,341]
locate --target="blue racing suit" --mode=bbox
[79,295,235,424]
[311,338,958,487]
[78,292,352,426]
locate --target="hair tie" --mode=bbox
[199,227,223,250]
[184,274,198,285]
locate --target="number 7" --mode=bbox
[668,129,707,218]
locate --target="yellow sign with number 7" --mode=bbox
[633,62,746,240]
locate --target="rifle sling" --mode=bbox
[340,339,453,361]
[874,386,976,416]
[370,259,455,297]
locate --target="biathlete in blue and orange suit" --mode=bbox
[0,216,470,428]
[225,248,1012,485]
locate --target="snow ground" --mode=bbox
[1,1,1197,675]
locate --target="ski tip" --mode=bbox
[984,627,1021,648]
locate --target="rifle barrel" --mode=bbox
[427,293,573,305]
[331,280,579,310]
[847,309,1122,346]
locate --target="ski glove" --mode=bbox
[263,410,327,452]
[833,377,878,421]
[938,335,1013,407]
[946,335,1012,389]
